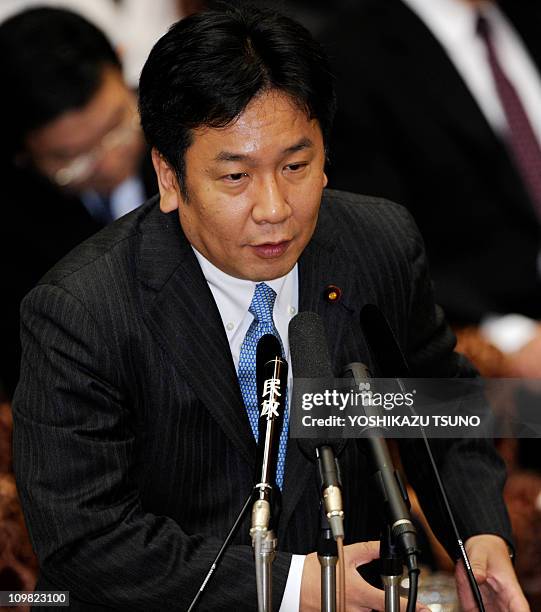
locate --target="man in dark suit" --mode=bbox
[12,4,527,610]
[324,0,541,378]
[0,8,158,399]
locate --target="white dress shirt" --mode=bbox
[193,247,305,611]
[402,0,541,351]
[402,0,541,144]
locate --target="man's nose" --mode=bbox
[252,176,292,224]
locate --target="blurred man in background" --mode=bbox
[325,0,541,378]
[0,8,158,398]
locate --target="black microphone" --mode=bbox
[250,334,288,539]
[359,304,487,612]
[289,312,346,540]
[342,361,419,569]
[297,437,346,540]
[189,336,286,611]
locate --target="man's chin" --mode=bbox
[244,259,297,282]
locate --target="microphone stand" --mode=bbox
[380,525,403,612]
[317,506,338,612]
[342,363,420,612]
[251,345,287,612]
[251,486,277,612]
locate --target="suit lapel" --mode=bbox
[137,204,256,467]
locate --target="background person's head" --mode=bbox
[0,7,145,195]
[139,3,336,281]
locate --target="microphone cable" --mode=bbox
[186,492,253,612]
[336,535,345,612]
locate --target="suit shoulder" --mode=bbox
[320,188,418,238]
[316,189,425,275]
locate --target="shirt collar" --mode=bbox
[401,0,490,44]
[192,247,297,341]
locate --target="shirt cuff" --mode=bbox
[279,554,306,612]
[480,313,538,353]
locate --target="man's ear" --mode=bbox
[322,171,328,189]
[151,148,183,213]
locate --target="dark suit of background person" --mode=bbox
[323,0,541,327]
[11,189,512,610]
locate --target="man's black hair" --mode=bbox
[0,7,121,154]
[138,3,336,198]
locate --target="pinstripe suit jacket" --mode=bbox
[12,189,511,611]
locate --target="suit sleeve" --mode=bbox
[396,207,513,556]
[12,283,290,611]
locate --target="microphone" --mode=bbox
[188,335,285,612]
[342,361,419,568]
[250,334,288,539]
[359,304,487,612]
[251,334,287,612]
[289,312,346,540]
[297,438,345,540]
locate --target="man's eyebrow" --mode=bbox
[213,151,253,163]
[212,137,314,163]
[283,137,314,154]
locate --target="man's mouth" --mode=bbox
[250,240,291,258]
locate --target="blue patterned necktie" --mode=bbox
[238,283,288,490]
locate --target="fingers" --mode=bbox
[455,558,487,611]
[508,591,531,612]
[456,541,531,612]
[467,549,489,584]
[345,540,380,567]
[348,578,385,611]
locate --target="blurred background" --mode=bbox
[1,1,541,610]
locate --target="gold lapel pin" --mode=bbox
[324,284,342,303]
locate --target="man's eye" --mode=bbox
[224,172,248,182]
[286,162,308,172]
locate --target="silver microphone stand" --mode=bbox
[380,525,403,612]
[250,347,287,612]
[251,490,277,612]
[317,508,337,612]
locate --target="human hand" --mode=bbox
[299,540,429,612]
[455,534,530,611]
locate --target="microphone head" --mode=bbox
[254,334,287,493]
[288,311,333,379]
[256,333,286,410]
[289,312,346,458]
